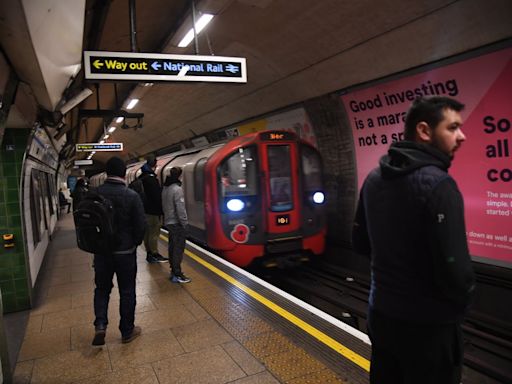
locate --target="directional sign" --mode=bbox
[84,51,247,83]
[76,143,123,152]
[74,159,94,166]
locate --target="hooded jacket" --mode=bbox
[353,141,475,323]
[97,176,146,253]
[139,163,163,215]
[162,174,188,227]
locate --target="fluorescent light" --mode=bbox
[126,99,139,110]
[104,134,109,139]
[178,65,190,77]
[116,117,124,123]
[178,14,214,47]
[99,140,105,144]
[108,126,117,133]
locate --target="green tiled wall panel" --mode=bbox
[6,177,18,190]
[1,128,31,313]
[7,215,21,227]
[0,268,12,280]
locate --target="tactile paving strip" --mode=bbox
[182,255,369,383]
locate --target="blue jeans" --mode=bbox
[93,252,137,337]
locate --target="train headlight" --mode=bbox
[312,192,325,204]
[227,198,245,212]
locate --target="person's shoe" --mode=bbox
[146,253,158,264]
[170,273,191,284]
[92,328,106,347]
[153,253,168,263]
[122,326,141,344]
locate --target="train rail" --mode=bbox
[257,259,512,384]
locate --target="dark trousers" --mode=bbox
[167,224,186,276]
[93,252,137,338]
[367,309,463,384]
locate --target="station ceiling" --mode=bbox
[1,0,511,167]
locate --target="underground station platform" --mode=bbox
[11,214,371,384]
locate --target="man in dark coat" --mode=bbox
[92,156,146,346]
[140,155,167,263]
[352,97,475,384]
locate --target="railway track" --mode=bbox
[257,259,512,384]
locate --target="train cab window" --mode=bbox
[219,146,257,198]
[194,157,207,201]
[268,145,293,212]
[301,144,323,198]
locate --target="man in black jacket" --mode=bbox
[140,155,167,263]
[352,97,475,384]
[92,156,147,346]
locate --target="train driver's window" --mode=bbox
[268,145,293,212]
[300,145,322,194]
[219,146,257,197]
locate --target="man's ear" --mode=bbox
[416,122,432,143]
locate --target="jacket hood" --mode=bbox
[163,175,181,186]
[141,163,154,174]
[380,141,451,179]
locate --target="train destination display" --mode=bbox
[84,51,247,83]
[340,47,512,268]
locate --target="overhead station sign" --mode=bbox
[76,143,123,152]
[74,159,93,166]
[84,51,247,83]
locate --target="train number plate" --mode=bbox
[276,214,290,226]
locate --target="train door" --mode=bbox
[260,140,301,235]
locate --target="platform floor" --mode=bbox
[10,213,370,384]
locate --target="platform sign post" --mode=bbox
[84,51,247,83]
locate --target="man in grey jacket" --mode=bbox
[162,167,191,283]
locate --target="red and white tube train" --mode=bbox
[91,130,326,267]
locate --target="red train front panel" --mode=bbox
[204,131,326,267]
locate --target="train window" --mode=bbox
[194,157,207,201]
[268,145,293,212]
[219,146,257,197]
[301,145,322,193]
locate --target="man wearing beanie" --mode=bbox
[139,155,167,263]
[92,156,147,346]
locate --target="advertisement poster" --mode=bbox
[340,47,512,267]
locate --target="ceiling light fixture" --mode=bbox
[108,126,117,133]
[178,13,214,47]
[116,117,124,123]
[126,99,139,110]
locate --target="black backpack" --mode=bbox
[128,176,147,206]
[73,191,116,254]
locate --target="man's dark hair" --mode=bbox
[404,97,465,140]
[170,167,182,179]
[146,154,157,167]
[106,156,126,178]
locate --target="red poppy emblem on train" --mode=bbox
[231,224,250,243]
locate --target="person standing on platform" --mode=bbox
[71,177,89,212]
[162,166,191,283]
[58,188,71,213]
[92,156,146,346]
[140,155,167,263]
[352,97,475,384]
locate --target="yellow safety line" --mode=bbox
[183,248,371,372]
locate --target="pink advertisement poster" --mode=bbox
[340,48,512,267]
